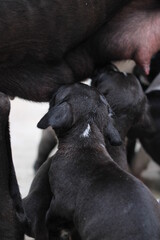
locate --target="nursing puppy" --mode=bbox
[129,58,160,168]
[92,64,154,170]
[34,83,160,240]
[24,82,121,239]
[34,64,154,172]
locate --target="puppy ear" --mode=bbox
[37,102,73,130]
[105,109,122,146]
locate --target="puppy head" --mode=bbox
[92,64,155,137]
[92,64,143,117]
[37,83,122,146]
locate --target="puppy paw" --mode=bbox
[60,230,71,240]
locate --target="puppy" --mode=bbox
[34,64,154,172]
[92,64,154,170]
[30,83,160,240]
[130,60,160,168]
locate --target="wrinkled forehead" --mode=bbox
[95,71,143,96]
[51,83,108,107]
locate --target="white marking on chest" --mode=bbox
[81,124,91,138]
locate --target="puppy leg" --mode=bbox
[23,158,53,240]
[46,199,74,240]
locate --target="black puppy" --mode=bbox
[92,64,154,170]
[34,64,154,170]
[28,83,160,240]
[24,82,121,239]
[34,64,154,172]
[128,57,160,169]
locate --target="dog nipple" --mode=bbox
[143,63,150,76]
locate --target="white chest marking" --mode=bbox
[81,124,91,138]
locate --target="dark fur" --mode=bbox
[140,91,160,163]
[0,0,130,101]
[129,58,160,168]
[0,93,25,240]
[0,1,159,101]
[25,83,160,240]
[34,128,57,172]
[92,64,155,170]
[34,64,154,171]
[24,158,52,239]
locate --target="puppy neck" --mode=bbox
[116,115,133,140]
[58,121,106,150]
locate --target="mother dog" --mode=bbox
[0,0,159,101]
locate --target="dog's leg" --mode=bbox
[46,198,75,240]
[0,92,25,240]
[23,158,53,240]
